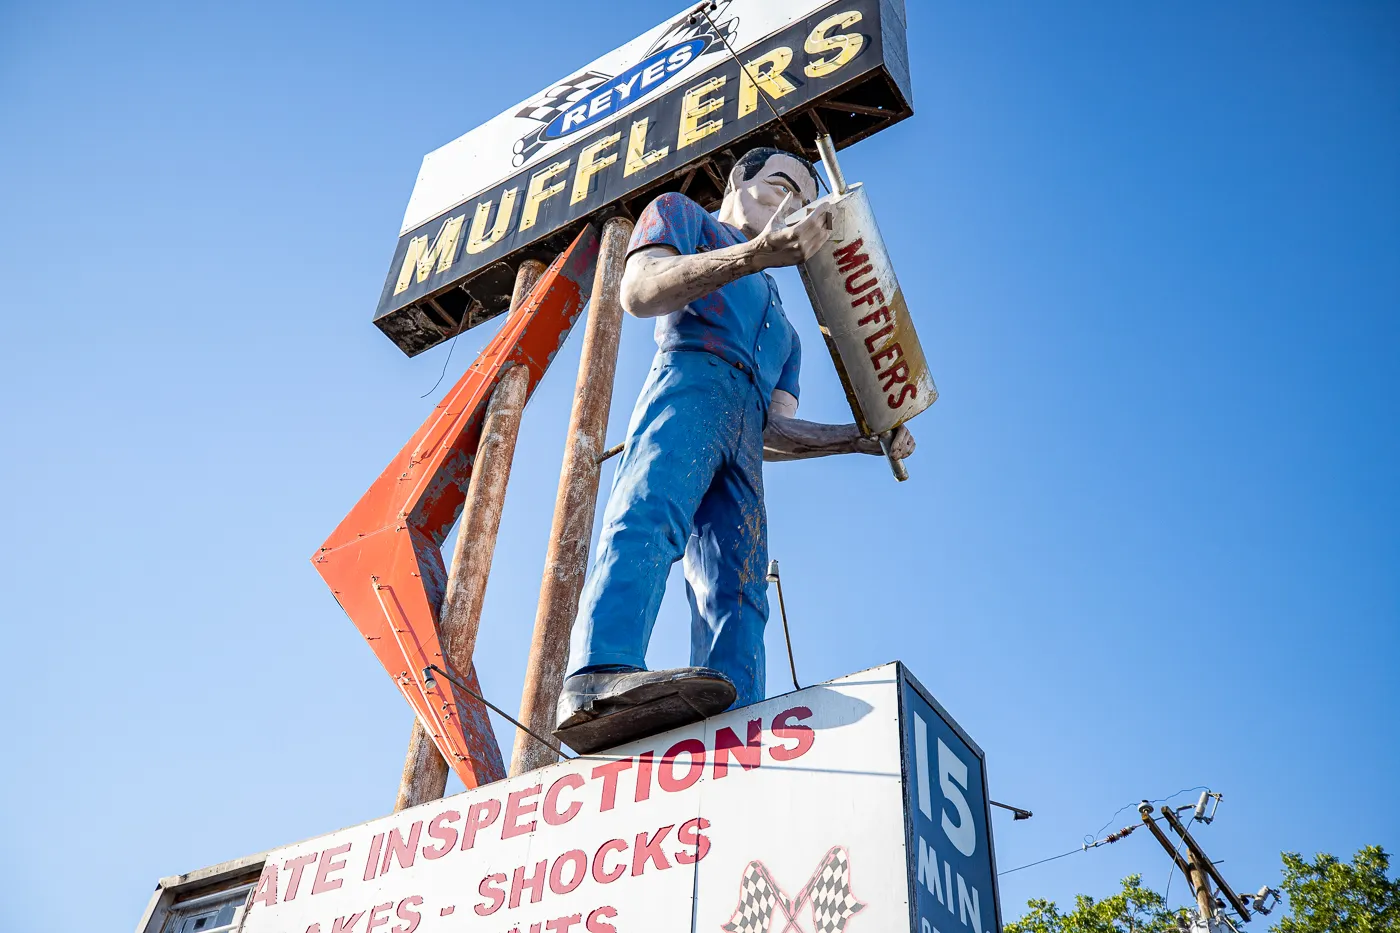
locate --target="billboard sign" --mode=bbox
[237,663,1000,933]
[902,677,1003,933]
[375,0,913,356]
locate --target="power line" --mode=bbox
[1089,786,1208,844]
[1003,786,1207,880]
[999,847,1084,877]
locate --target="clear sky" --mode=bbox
[1,2,1395,930]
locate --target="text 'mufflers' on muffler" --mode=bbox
[790,135,937,482]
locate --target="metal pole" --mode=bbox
[512,215,633,776]
[815,133,908,483]
[766,559,800,691]
[393,260,544,812]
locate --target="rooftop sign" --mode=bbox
[237,664,1002,933]
[375,0,913,356]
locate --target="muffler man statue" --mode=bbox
[555,147,915,754]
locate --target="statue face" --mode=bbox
[722,152,818,237]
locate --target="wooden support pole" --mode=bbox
[511,217,632,776]
[393,260,544,812]
[1190,852,1215,922]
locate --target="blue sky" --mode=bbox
[1,2,1395,930]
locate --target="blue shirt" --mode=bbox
[627,192,801,404]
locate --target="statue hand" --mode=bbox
[751,194,831,269]
[856,425,915,459]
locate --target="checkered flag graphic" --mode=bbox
[722,861,788,933]
[797,847,866,933]
[514,71,611,123]
[512,70,612,165]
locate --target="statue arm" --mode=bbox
[762,390,915,462]
[620,198,832,319]
[620,244,761,318]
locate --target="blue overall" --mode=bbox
[568,193,802,707]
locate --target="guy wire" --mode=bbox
[690,3,812,165]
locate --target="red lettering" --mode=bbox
[312,843,352,895]
[331,912,365,933]
[282,853,317,901]
[658,738,705,792]
[592,839,628,884]
[475,873,507,916]
[549,849,588,895]
[547,914,583,933]
[461,799,501,850]
[362,834,384,881]
[381,821,423,875]
[364,902,393,933]
[852,288,885,308]
[858,306,892,327]
[863,324,894,354]
[879,361,910,391]
[510,859,548,908]
[714,719,763,778]
[771,707,815,761]
[631,824,673,875]
[832,238,869,272]
[251,862,278,907]
[591,758,633,812]
[304,925,322,933]
[503,786,542,839]
[870,342,902,371]
[544,774,584,826]
[635,751,654,802]
[392,897,423,933]
[845,268,876,294]
[675,817,712,865]
[888,383,917,408]
[421,811,460,860]
[586,907,619,933]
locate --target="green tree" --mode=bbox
[1005,875,1180,933]
[1272,845,1400,933]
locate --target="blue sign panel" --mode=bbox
[901,671,1002,933]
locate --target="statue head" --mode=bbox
[719,147,821,238]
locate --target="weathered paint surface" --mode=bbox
[798,183,936,437]
[394,302,540,811]
[512,217,632,776]
[314,228,599,791]
[394,718,449,813]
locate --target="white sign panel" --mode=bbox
[400,0,834,237]
[238,664,998,933]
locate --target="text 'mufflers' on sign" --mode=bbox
[377,0,913,356]
[237,664,1002,933]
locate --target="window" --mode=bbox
[161,884,254,933]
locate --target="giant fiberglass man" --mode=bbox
[555,148,916,753]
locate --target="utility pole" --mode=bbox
[1136,793,1281,932]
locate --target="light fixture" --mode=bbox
[421,667,438,692]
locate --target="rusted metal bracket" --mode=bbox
[313,225,600,790]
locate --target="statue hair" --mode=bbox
[726,147,820,194]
